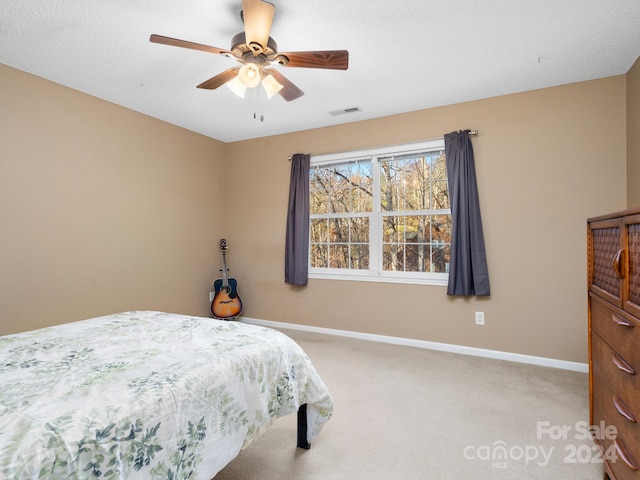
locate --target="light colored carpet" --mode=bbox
[215,329,602,480]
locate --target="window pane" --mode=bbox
[310,218,328,243]
[348,162,373,213]
[310,244,328,268]
[432,215,451,243]
[352,185,372,212]
[310,169,330,215]
[310,189,328,214]
[405,244,429,272]
[350,217,369,242]
[432,180,449,209]
[379,160,396,212]
[327,187,349,213]
[383,244,404,271]
[327,168,346,189]
[329,218,349,242]
[432,244,450,273]
[383,216,403,243]
[353,163,373,187]
[335,164,359,189]
[405,215,429,243]
[329,244,349,268]
[431,152,447,181]
[350,244,369,270]
[405,182,429,210]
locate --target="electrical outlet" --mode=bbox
[475,311,485,325]
[209,291,215,302]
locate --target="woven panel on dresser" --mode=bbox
[629,223,640,305]
[592,227,620,296]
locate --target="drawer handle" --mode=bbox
[612,353,636,375]
[612,249,625,279]
[612,314,634,328]
[614,437,638,471]
[613,395,637,422]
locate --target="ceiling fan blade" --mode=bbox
[241,0,275,54]
[150,34,230,56]
[276,50,349,70]
[264,68,304,102]
[197,68,241,90]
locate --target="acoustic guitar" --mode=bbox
[211,239,243,320]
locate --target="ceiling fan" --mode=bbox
[150,0,349,102]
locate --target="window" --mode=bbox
[309,139,451,285]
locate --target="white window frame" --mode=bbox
[309,138,449,286]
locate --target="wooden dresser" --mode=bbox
[588,208,640,480]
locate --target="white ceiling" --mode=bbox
[2,0,639,143]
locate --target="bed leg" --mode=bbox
[297,404,310,449]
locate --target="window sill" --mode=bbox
[308,271,449,286]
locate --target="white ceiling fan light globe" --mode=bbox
[227,75,247,97]
[261,73,283,98]
[238,63,261,88]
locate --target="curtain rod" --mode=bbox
[288,130,478,160]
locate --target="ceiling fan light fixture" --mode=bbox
[261,73,283,98]
[227,75,247,97]
[238,63,261,88]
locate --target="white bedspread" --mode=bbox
[0,311,333,479]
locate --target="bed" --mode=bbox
[0,311,333,479]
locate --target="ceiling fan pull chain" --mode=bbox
[259,85,265,122]
[252,86,258,120]
[250,85,265,122]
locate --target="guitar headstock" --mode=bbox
[219,239,228,251]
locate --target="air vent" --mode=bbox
[329,106,362,116]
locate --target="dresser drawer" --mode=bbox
[592,392,640,480]
[591,332,640,412]
[590,293,640,372]
[591,334,640,479]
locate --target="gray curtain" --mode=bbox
[284,153,310,285]
[444,130,490,296]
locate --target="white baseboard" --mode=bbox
[240,316,588,373]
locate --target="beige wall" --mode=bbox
[0,61,630,364]
[226,76,627,363]
[0,64,227,335]
[628,56,640,208]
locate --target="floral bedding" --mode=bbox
[0,311,333,479]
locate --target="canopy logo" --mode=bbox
[462,420,619,469]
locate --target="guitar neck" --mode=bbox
[221,250,229,286]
